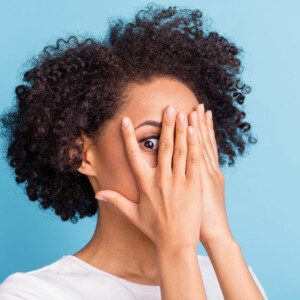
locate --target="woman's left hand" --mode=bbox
[188,104,234,246]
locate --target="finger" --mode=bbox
[185,125,201,182]
[157,105,176,177]
[173,111,188,180]
[121,116,150,190]
[205,110,220,166]
[195,105,215,173]
[95,190,140,227]
[196,104,219,169]
[188,110,213,174]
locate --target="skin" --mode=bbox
[74,76,199,284]
[73,76,264,299]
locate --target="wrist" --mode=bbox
[201,233,239,254]
[155,242,198,260]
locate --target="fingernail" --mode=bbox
[200,104,204,114]
[166,105,174,116]
[177,112,184,123]
[122,117,128,128]
[188,126,194,136]
[192,111,198,121]
[95,195,107,202]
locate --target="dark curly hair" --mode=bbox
[0,3,257,224]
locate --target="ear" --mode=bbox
[69,133,97,177]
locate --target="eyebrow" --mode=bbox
[134,120,162,130]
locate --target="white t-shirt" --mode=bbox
[0,254,268,299]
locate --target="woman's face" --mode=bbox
[80,76,200,217]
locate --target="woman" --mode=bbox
[0,4,268,299]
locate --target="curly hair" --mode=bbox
[0,3,257,224]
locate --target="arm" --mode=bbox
[188,106,266,299]
[155,244,207,300]
[202,235,265,300]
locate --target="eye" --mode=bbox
[138,135,160,153]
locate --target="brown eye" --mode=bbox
[144,138,159,150]
[138,135,160,152]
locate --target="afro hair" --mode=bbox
[0,3,257,224]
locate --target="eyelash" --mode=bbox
[138,135,160,153]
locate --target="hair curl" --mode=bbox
[0,3,257,223]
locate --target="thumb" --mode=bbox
[95,190,139,225]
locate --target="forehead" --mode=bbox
[121,76,199,123]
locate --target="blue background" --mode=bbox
[0,1,299,299]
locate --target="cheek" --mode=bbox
[142,153,158,168]
[98,142,141,204]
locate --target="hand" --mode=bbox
[188,104,234,246]
[95,105,204,251]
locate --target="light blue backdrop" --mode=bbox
[0,1,299,299]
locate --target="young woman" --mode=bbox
[0,4,268,299]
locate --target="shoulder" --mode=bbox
[0,272,44,299]
[197,254,268,299]
[0,256,73,300]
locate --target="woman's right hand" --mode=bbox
[95,105,207,251]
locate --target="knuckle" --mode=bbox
[156,179,165,191]
[126,148,138,161]
[173,147,186,157]
[156,177,168,194]
[163,117,174,126]
[159,139,172,151]
[187,154,199,164]
[176,123,186,133]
